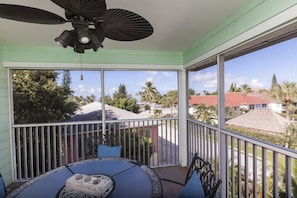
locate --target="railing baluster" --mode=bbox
[285,156,292,198]
[253,144,257,198]
[16,127,21,179]
[238,139,242,197]
[46,126,51,171]
[231,136,235,196]
[63,125,68,164]
[262,148,267,198]
[245,141,249,198]
[273,151,278,197]
[52,126,57,169]
[58,125,62,167]
[29,127,33,178]
[74,124,79,162]
[69,125,73,163]
[23,127,28,179]
[35,126,40,176]
[41,126,45,173]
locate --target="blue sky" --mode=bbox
[69,70,178,100]
[189,37,297,94]
[66,37,297,99]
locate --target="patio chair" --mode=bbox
[0,173,6,198]
[84,134,121,159]
[160,153,222,198]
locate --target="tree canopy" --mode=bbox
[12,70,78,124]
[105,84,140,113]
[138,81,161,106]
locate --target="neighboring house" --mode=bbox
[189,92,270,115]
[267,103,284,114]
[226,108,289,134]
[66,102,159,161]
[248,92,285,113]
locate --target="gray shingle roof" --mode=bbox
[226,108,289,133]
[69,101,148,122]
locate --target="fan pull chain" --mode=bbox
[80,54,83,80]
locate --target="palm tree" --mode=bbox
[284,122,297,148]
[193,103,217,125]
[86,94,96,103]
[269,81,297,120]
[138,81,160,111]
[270,81,297,148]
[228,83,242,92]
[161,90,178,116]
[241,83,253,93]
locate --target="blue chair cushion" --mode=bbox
[97,144,122,158]
[0,175,6,198]
[178,171,205,198]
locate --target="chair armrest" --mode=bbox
[205,179,222,198]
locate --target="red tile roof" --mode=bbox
[189,92,270,107]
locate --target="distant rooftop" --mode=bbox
[189,92,270,107]
[68,101,148,122]
[226,108,289,133]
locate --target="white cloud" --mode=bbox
[73,84,101,98]
[225,73,246,84]
[136,77,154,89]
[190,71,217,89]
[145,71,157,76]
[75,84,86,92]
[250,79,265,88]
[146,77,153,82]
[89,88,96,94]
[162,72,173,78]
[105,87,117,96]
[190,71,267,92]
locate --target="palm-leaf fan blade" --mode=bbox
[51,0,106,19]
[99,9,153,41]
[0,4,66,24]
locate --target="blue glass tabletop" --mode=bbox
[8,159,161,198]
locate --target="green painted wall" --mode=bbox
[183,0,297,64]
[0,46,12,186]
[2,46,183,66]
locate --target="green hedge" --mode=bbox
[226,125,285,147]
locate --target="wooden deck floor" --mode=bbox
[153,165,188,198]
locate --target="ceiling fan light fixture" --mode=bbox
[55,30,73,48]
[73,41,85,54]
[90,34,104,51]
[77,29,90,44]
[72,18,91,44]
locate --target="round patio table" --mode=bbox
[7,158,162,198]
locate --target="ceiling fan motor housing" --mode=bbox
[72,16,91,44]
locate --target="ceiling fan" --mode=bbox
[0,0,154,53]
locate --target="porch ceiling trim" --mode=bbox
[1,46,183,66]
[3,61,183,71]
[184,3,297,70]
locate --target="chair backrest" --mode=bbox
[84,134,119,159]
[0,173,6,198]
[185,153,222,198]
